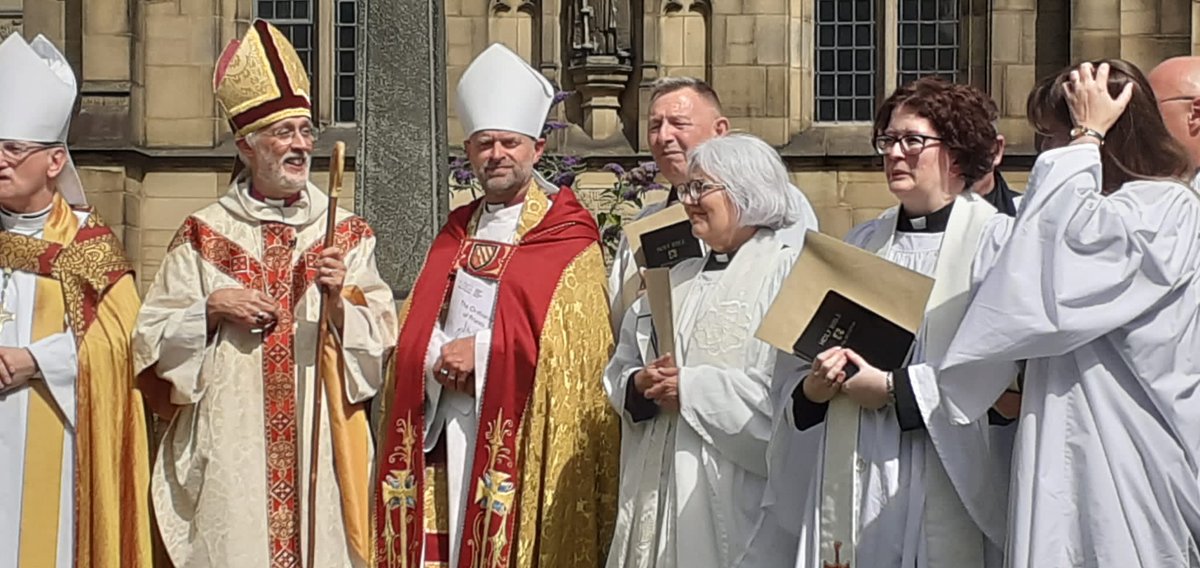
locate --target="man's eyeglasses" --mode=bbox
[872,133,943,156]
[1158,95,1200,104]
[0,141,61,163]
[264,125,318,144]
[673,179,727,204]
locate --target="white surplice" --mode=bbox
[776,194,1016,568]
[939,144,1200,568]
[604,229,800,568]
[606,184,818,332]
[0,206,81,568]
[133,180,397,568]
[420,179,557,568]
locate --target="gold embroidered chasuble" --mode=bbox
[374,184,620,568]
[0,192,153,568]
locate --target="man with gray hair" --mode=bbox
[607,76,819,330]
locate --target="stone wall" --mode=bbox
[8,0,1197,292]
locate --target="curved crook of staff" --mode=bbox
[307,140,345,568]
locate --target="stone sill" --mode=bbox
[71,126,360,169]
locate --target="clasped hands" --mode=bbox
[206,247,347,334]
[0,347,38,393]
[802,346,891,411]
[633,354,680,412]
[434,336,476,396]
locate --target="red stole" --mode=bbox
[375,187,599,568]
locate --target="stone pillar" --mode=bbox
[356,0,448,296]
[992,0,1038,153]
[1122,0,1189,70]
[1071,0,1121,62]
[21,0,64,46]
[570,56,633,140]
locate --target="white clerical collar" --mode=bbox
[0,202,53,233]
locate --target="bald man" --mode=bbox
[1148,56,1200,186]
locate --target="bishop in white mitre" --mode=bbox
[132,20,396,568]
[374,43,617,568]
[0,33,153,568]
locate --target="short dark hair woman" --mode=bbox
[777,76,1019,567]
[939,60,1200,568]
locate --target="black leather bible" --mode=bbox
[792,290,915,377]
[639,220,703,269]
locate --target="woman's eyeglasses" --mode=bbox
[872,133,942,156]
[673,179,728,204]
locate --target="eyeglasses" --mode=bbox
[0,141,61,163]
[673,179,727,204]
[264,124,318,144]
[872,133,942,156]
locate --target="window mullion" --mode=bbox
[882,0,899,90]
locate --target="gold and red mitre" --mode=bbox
[213,19,311,139]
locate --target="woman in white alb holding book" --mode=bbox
[603,132,804,568]
[773,77,1020,568]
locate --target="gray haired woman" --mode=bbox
[603,132,802,568]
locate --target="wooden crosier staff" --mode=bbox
[824,541,849,568]
[306,140,345,568]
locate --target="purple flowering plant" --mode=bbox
[595,160,663,255]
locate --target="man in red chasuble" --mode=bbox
[132,19,397,568]
[374,43,619,568]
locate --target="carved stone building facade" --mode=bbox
[5,0,1200,292]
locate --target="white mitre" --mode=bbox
[455,43,554,139]
[0,33,85,205]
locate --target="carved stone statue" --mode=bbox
[568,0,632,65]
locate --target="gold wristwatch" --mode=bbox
[1069,125,1105,145]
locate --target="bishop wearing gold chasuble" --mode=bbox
[132,20,397,568]
[0,33,152,568]
[374,44,619,568]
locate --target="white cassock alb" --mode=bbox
[607,185,818,332]
[939,144,1200,568]
[420,176,558,568]
[0,206,82,568]
[773,193,1016,568]
[603,229,799,568]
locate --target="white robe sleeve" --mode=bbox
[422,325,449,450]
[131,243,217,405]
[421,324,490,452]
[677,359,775,477]
[907,362,1012,547]
[602,300,651,419]
[941,144,1200,421]
[607,234,638,334]
[336,234,399,403]
[764,352,821,534]
[26,331,79,429]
